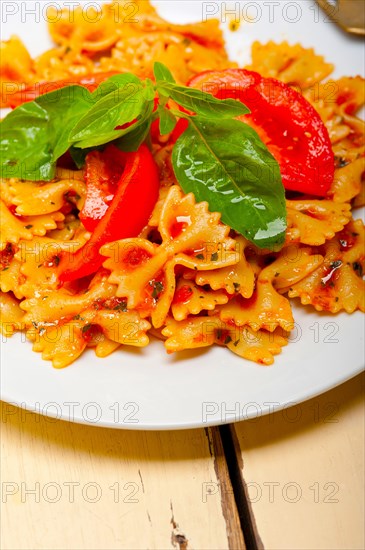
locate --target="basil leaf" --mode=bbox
[70,75,148,148]
[172,117,286,249]
[157,106,177,135]
[116,119,151,152]
[158,82,250,118]
[115,99,155,152]
[90,73,141,101]
[153,62,175,84]
[69,145,102,169]
[1,85,93,181]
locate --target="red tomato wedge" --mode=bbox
[80,145,126,232]
[8,72,119,108]
[188,69,334,196]
[59,144,159,282]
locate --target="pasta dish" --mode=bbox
[0,0,364,368]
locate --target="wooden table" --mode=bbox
[1,372,364,550]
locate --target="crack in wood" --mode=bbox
[170,501,189,550]
[207,428,246,550]
[219,425,264,550]
[138,469,145,493]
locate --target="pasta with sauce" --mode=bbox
[0,0,364,368]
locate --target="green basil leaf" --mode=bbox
[158,82,250,118]
[153,62,176,84]
[90,73,141,101]
[1,85,93,181]
[157,106,177,135]
[115,100,155,152]
[172,117,286,249]
[115,119,151,152]
[70,75,147,148]
[69,145,103,169]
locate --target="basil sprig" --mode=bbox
[0,62,286,248]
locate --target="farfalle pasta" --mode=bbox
[0,1,364,368]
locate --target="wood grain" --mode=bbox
[232,373,365,550]
[0,404,244,550]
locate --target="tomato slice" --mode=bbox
[8,72,119,108]
[188,69,334,196]
[59,144,160,282]
[80,145,126,232]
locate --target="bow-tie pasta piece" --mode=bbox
[31,308,151,368]
[48,2,120,53]
[0,200,33,248]
[304,76,364,143]
[1,199,66,247]
[30,316,87,368]
[162,315,219,352]
[0,37,34,106]
[217,251,313,332]
[162,315,288,365]
[329,157,365,204]
[215,324,289,366]
[94,337,121,358]
[20,271,118,326]
[15,234,90,298]
[0,244,24,299]
[245,41,333,89]
[285,200,352,246]
[194,236,255,298]
[0,291,24,336]
[102,186,239,328]
[20,212,65,237]
[287,219,365,313]
[8,178,86,216]
[272,247,324,292]
[158,186,236,257]
[171,279,228,321]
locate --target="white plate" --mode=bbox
[1,1,364,429]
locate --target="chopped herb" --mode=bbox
[330,260,342,269]
[216,328,222,340]
[224,335,232,345]
[53,255,60,266]
[31,321,38,329]
[334,156,349,168]
[151,280,164,300]
[351,232,359,237]
[211,252,218,261]
[25,224,33,229]
[182,37,191,46]
[274,272,280,277]
[233,282,240,292]
[73,314,81,320]
[114,301,128,312]
[50,201,55,205]
[195,253,204,260]
[2,267,9,271]
[335,297,339,302]
[82,324,92,334]
[233,339,240,347]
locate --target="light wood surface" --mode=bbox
[0,408,244,550]
[232,372,365,550]
[1,373,363,549]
